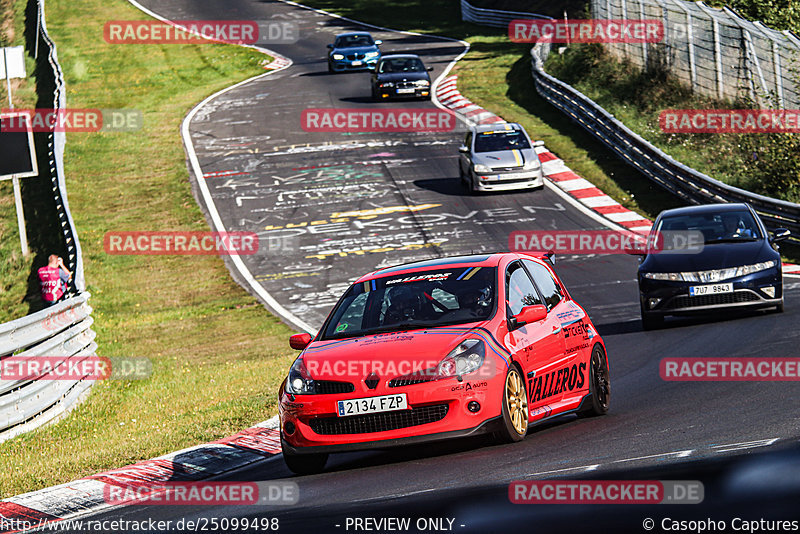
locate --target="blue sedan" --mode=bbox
[327,32,382,73]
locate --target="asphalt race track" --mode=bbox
[59,0,800,532]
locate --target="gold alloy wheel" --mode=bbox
[505,368,528,435]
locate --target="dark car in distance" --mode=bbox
[635,203,790,329]
[371,54,432,100]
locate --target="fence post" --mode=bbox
[772,39,784,107]
[639,0,648,66]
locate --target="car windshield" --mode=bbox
[657,210,762,243]
[474,129,531,153]
[378,57,425,73]
[334,34,374,48]
[320,267,497,340]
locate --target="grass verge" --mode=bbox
[0,0,295,498]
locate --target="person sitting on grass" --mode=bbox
[38,255,72,306]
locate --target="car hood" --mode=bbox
[641,239,776,273]
[331,46,378,55]
[472,148,538,169]
[300,326,483,381]
[375,71,430,83]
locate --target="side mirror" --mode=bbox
[375,40,383,45]
[533,140,545,148]
[458,145,469,153]
[771,228,791,243]
[368,64,376,71]
[289,333,312,350]
[427,66,434,71]
[509,304,547,330]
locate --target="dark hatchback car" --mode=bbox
[327,32,382,73]
[371,54,432,100]
[635,203,790,329]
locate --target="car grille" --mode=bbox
[492,166,523,172]
[309,404,449,435]
[388,368,438,387]
[314,380,355,395]
[346,53,366,60]
[396,81,417,89]
[663,290,762,310]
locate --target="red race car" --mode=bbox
[279,253,610,474]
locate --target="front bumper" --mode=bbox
[330,57,378,71]
[473,169,544,192]
[279,373,501,453]
[639,268,783,317]
[375,86,431,99]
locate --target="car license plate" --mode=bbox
[501,173,529,179]
[689,283,733,296]
[397,88,416,94]
[337,394,407,417]
[352,60,363,66]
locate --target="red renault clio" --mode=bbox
[279,253,610,474]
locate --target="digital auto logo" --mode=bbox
[509,19,664,43]
[301,108,456,132]
[660,109,800,133]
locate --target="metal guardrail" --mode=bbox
[460,0,550,28]
[0,294,96,442]
[529,42,800,239]
[0,0,95,442]
[458,0,800,240]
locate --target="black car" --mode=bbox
[370,54,432,100]
[634,203,790,329]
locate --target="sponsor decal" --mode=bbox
[509,19,664,44]
[451,380,487,392]
[529,362,586,403]
[660,109,800,134]
[385,272,452,285]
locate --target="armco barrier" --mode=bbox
[458,0,800,240]
[0,0,96,443]
[529,41,800,240]
[460,0,549,28]
[0,294,96,442]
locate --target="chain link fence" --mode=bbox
[592,0,800,107]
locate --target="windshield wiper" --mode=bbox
[705,237,758,244]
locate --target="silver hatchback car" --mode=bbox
[458,123,544,193]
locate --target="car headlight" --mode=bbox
[523,159,541,171]
[642,260,777,282]
[365,51,379,58]
[415,80,430,86]
[379,82,394,88]
[285,358,316,395]
[437,339,486,378]
[473,163,492,174]
[332,54,344,60]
